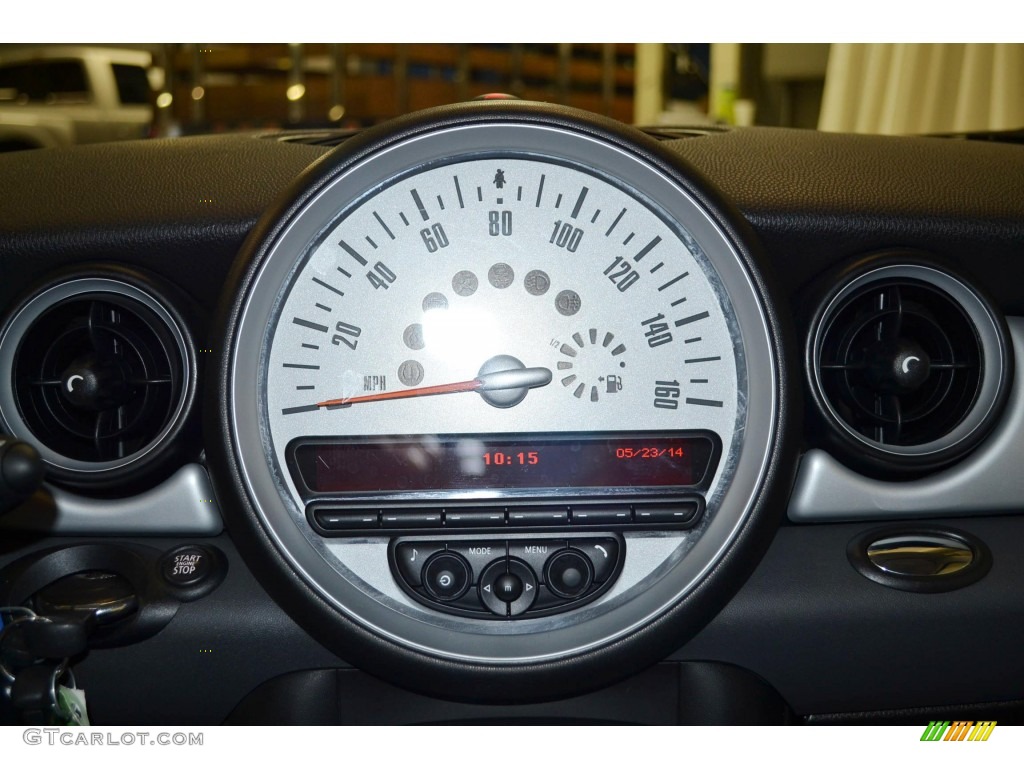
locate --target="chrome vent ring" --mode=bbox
[0,271,197,488]
[808,261,1011,472]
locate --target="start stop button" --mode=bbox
[161,545,213,587]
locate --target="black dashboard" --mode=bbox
[1,101,1023,725]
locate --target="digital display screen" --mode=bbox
[289,432,719,495]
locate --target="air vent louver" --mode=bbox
[809,261,1010,472]
[818,282,980,446]
[14,296,181,462]
[0,273,196,488]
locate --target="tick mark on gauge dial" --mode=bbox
[632,236,661,262]
[686,397,724,408]
[675,311,710,327]
[293,317,328,333]
[570,187,588,219]
[410,189,429,221]
[373,211,396,239]
[605,208,626,236]
[312,277,345,297]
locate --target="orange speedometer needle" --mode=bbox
[316,359,553,409]
[317,378,481,407]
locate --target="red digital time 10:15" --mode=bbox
[483,451,540,466]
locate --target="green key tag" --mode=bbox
[54,685,90,726]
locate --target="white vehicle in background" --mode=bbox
[0,46,153,151]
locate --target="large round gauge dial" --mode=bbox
[216,104,790,700]
[267,155,738,499]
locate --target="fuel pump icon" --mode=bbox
[606,375,623,393]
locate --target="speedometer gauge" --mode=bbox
[212,103,793,700]
[268,153,739,507]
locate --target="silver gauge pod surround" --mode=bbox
[208,102,796,702]
[807,255,1012,475]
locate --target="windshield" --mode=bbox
[0,43,1021,148]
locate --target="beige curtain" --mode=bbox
[819,44,1024,134]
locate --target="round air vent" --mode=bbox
[808,260,1011,473]
[0,270,197,489]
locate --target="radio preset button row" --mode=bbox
[313,500,700,534]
